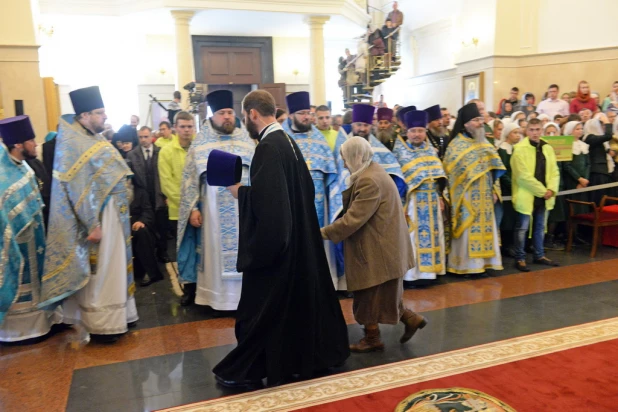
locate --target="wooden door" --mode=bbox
[199,47,262,85]
[259,83,286,108]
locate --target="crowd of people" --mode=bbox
[1,78,617,387]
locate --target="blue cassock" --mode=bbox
[0,144,47,325]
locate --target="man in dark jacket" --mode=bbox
[127,126,170,263]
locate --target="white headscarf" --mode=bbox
[583,119,614,173]
[564,121,588,155]
[341,136,374,184]
[543,122,560,136]
[511,111,524,121]
[497,122,521,152]
[537,113,550,122]
[563,121,581,137]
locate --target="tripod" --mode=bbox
[146,94,172,129]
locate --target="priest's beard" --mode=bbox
[245,116,260,140]
[211,119,235,135]
[376,129,393,145]
[465,125,486,143]
[292,116,312,133]
[429,126,445,136]
[22,148,37,160]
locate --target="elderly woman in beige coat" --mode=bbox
[321,137,427,353]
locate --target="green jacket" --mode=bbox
[511,137,560,215]
[158,137,189,220]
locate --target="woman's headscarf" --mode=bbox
[44,131,57,142]
[498,122,521,146]
[519,92,535,107]
[537,113,550,123]
[576,80,590,102]
[341,136,374,184]
[563,121,581,137]
[543,122,560,136]
[510,111,524,121]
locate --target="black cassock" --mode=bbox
[213,125,350,384]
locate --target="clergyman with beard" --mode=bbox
[375,107,397,151]
[424,104,449,159]
[176,90,255,310]
[443,102,506,276]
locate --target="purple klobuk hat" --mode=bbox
[0,115,35,145]
[204,149,242,187]
[404,110,428,129]
[424,105,442,122]
[377,107,394,122]
[397,105,417,121]
[286,92,310,114]
[352,104,375,124]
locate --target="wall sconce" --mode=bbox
[160,68,167,76]
[38,24,54,38]
[292,69,300,76]
[461,38,479,47]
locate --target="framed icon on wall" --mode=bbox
[462,72,484,105]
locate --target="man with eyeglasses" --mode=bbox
[281,92,341,289]
[41,86,139,344]
[443,102,506,276]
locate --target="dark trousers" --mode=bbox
[132,226,164,280]
[155,208,170,256]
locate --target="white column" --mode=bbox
[171,10,196,106]
[306,16,330,105]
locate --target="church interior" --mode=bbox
[1,0,618,411]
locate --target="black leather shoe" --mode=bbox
[214,374,264,389]
[127,321,138,328]
[515,260,530,272]
[533,257,560,267]
[140,273,164,287]
[180,283,197,306]
[90,334,121,344]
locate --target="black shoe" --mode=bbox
[180,283,196,306]
[127,321,138,328]
[214,374,264,389]
[90,334,121,344]
[515,260,530,272]
[544,235,565,251]
[533,257,560,267]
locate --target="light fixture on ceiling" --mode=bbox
[38,24,54,38]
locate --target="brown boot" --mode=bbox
[400,309,427,343]
[349,326,385,353]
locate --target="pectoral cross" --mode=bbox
[120,204,128,214]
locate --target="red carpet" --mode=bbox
[160,318,618,412]
[302,339,618,411]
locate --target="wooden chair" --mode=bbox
[566,195,618,257]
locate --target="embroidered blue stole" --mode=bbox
[41,118,134,307]
[0,145,46,324]
[444,133,505,257]
[282,119,338,227]
[177,126,254,283]
[393,138,446,272]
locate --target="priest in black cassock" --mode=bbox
[213,90,350,388]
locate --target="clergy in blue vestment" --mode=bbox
[282,92,341,289]
[0,116,61,342]
[41,86,138,344]
[393,111,448,285]
[177,90,255,309]
[349,104,406,196]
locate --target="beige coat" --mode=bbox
[323,162,414,291]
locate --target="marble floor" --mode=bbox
[1,246,617,412]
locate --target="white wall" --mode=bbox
[537,0,618,53]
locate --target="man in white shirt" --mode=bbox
[536,84,570,118]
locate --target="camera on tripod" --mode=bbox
[183,82,205,112]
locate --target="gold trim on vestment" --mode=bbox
[53,141,108,182]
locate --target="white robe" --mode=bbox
[447,191,503,274]
[62,197,138,335]
[404,196,447,281]
[195,184,242,311]
[0,224,62,342]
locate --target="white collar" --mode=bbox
[572,139,589,155]
[498,141,513,155]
